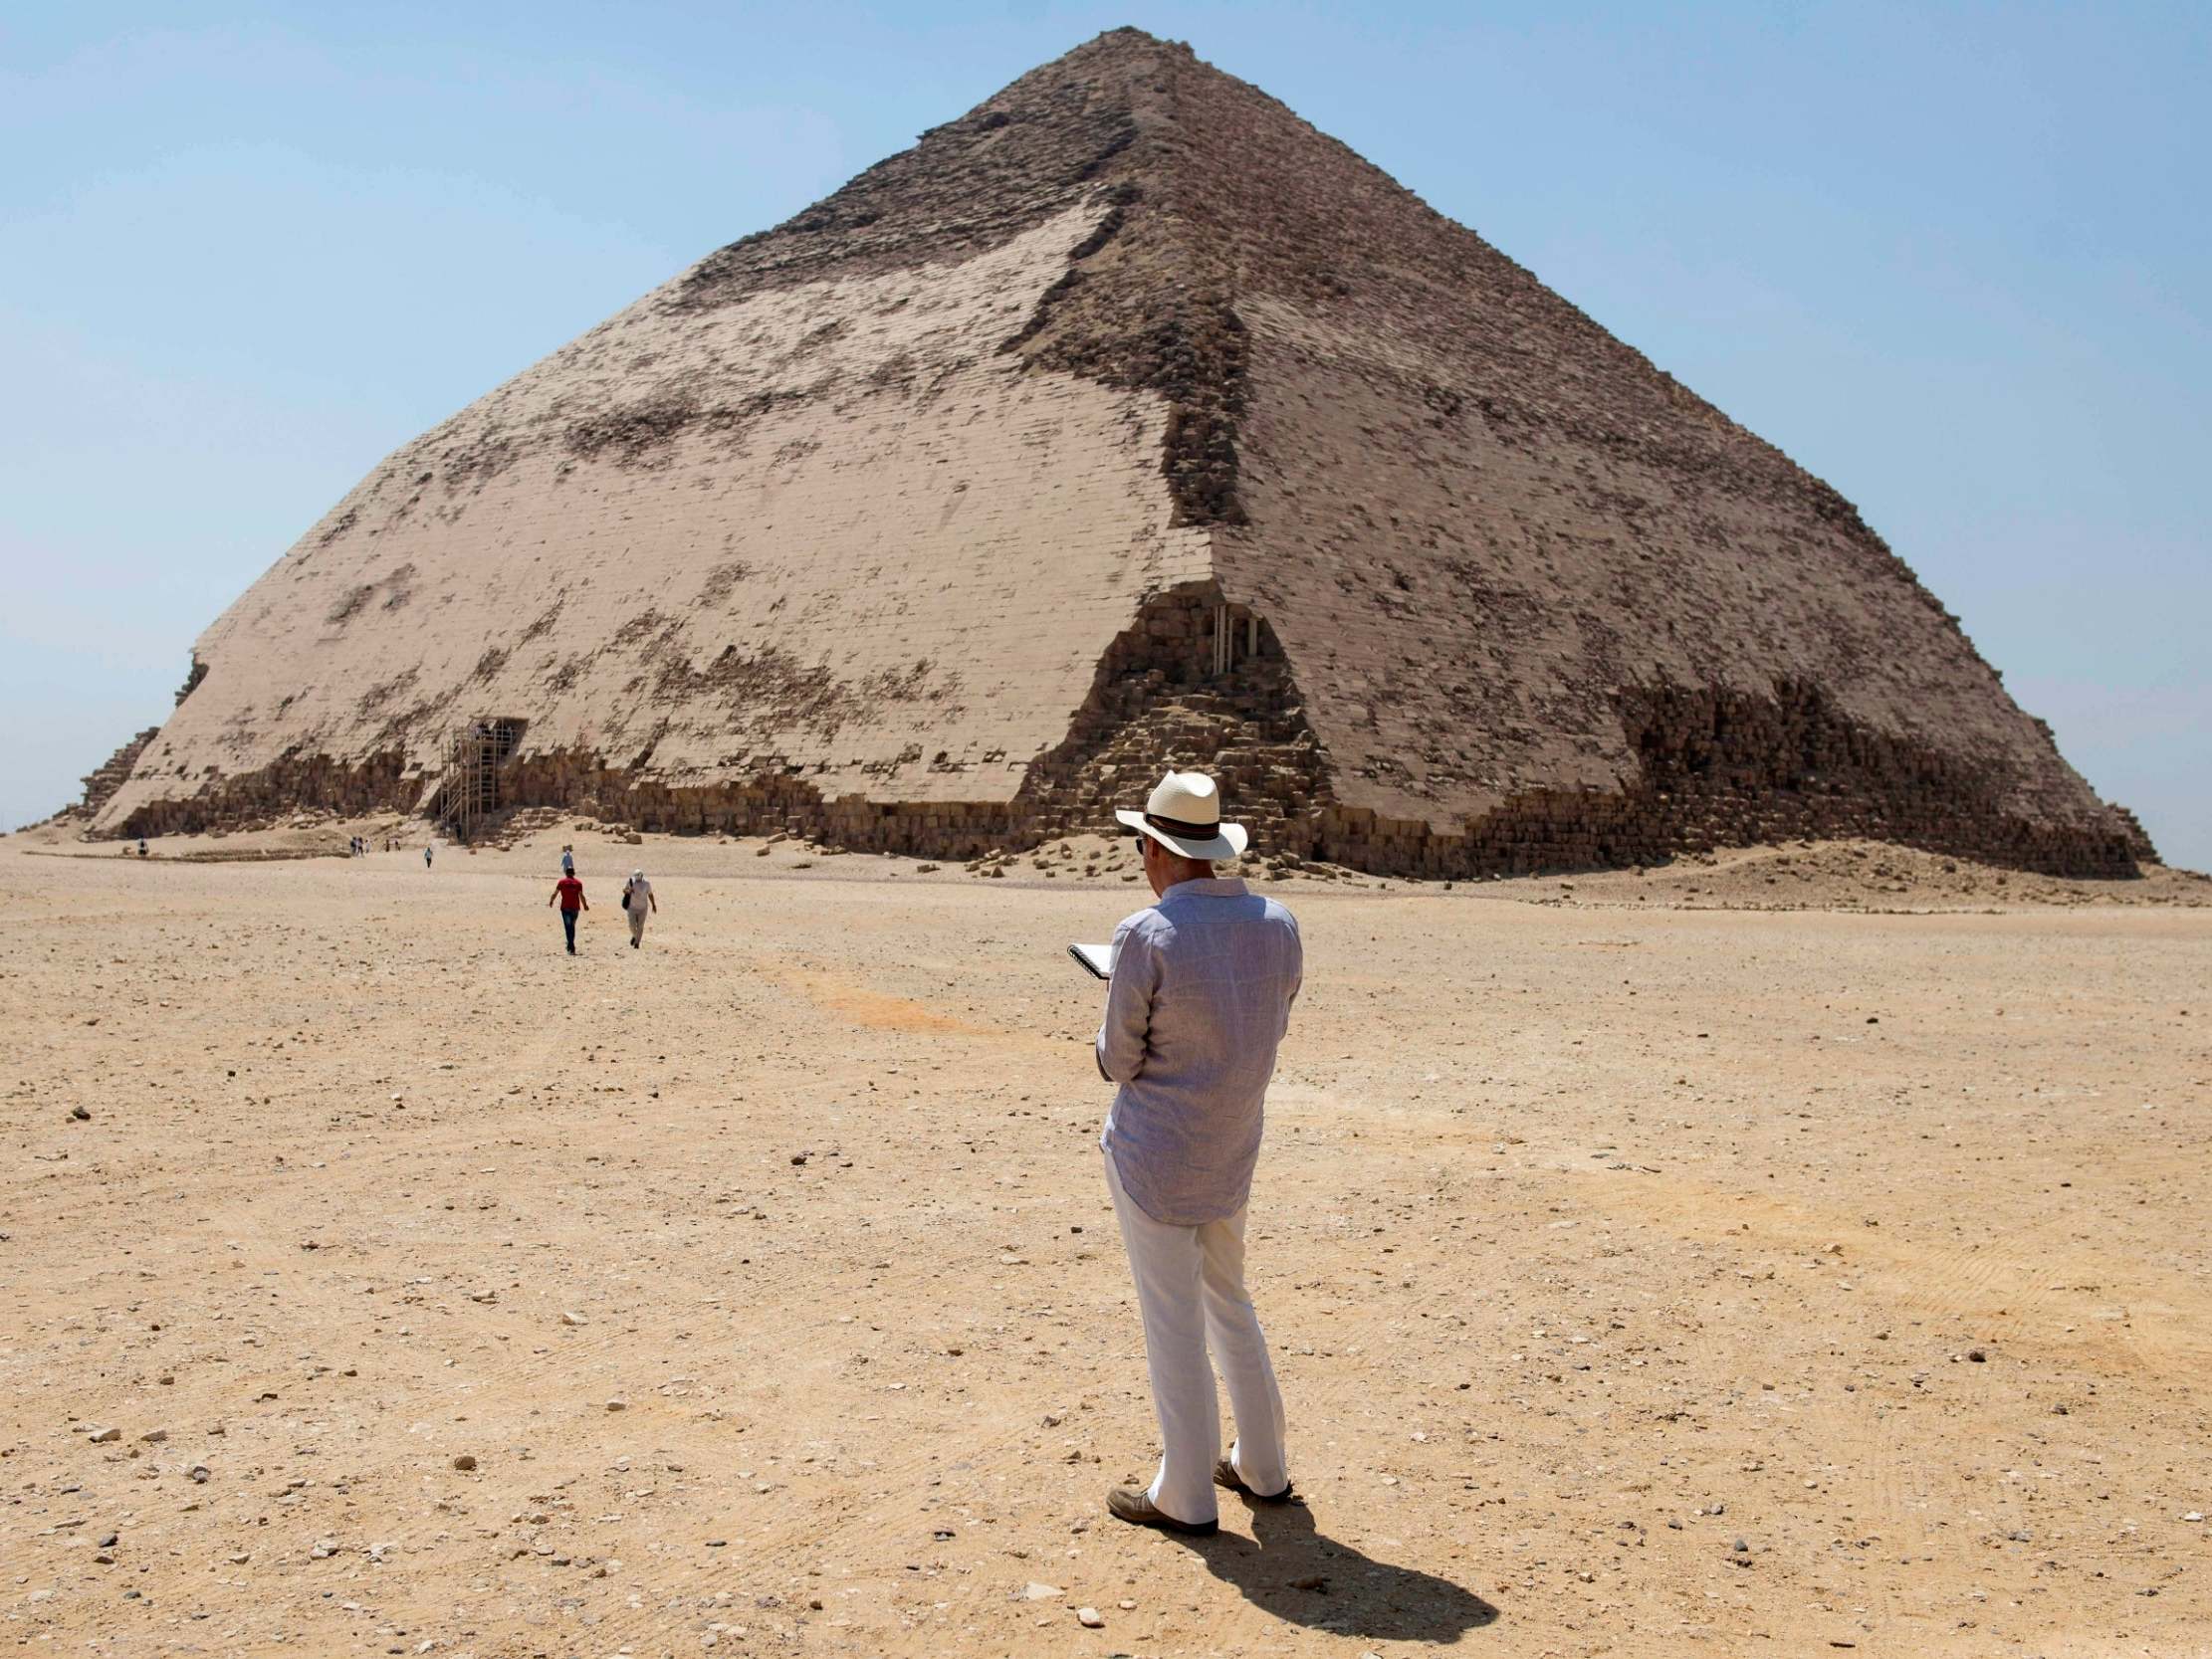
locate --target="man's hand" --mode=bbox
[1095,920,1157,1085]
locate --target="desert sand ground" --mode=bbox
[3,823,2207,1659]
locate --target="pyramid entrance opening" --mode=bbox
[1010,583,1327,853]
[1205,601,1265,679]
[439,717,528,841]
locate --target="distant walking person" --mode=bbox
[550,870,587,953]
[424,843,434,870]
[1096,770,1302,1536]
[619,869,656,948]
[561,844,575,878]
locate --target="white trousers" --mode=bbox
[1104,1150,1288,1525]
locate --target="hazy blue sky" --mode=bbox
[4,2,2205,866]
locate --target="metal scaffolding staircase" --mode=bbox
[434,718,526,841]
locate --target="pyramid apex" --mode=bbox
[1071,24,1191,53]
[1002,24,1212,93]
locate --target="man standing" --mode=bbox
[561,845,575,878]
[1095,769,1303,1536]
[550,868,587,953]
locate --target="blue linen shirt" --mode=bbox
[1096,877,1303,1225]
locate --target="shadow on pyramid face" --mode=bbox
[1179,1496,1500,1640]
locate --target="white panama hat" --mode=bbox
[1115,769,1248,862]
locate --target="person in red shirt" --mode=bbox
[549,871,587,953]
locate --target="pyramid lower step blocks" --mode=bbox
[102,586,2138,879]
[1307,679,2139,880]
[97,730,2140,880]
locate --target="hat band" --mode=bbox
[1144,811,1220,840]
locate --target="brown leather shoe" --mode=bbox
[1106,1485,1218,1537]
[1214,1458,1294,1504]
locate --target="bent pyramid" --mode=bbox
[94,28,2146,876]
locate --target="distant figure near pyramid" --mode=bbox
[90,28,2148,876]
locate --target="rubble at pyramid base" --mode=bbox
[95,773,2144,885]
[100,580,2143,879]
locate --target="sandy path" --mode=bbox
[2,836,2206,1657]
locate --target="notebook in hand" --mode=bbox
[1068,941,1116,980]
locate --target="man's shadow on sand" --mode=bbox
[1179,1494,1498,1642]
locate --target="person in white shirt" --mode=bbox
[620,869,657,948]
[1095,770,1303,1537]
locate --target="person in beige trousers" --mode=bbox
[1095,771,1303,1536]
